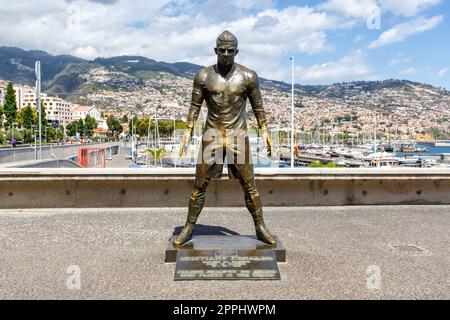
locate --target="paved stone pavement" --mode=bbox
[0,205,449,299]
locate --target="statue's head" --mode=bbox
[214,30,239,66]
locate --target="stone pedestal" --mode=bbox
[166,232,285,281]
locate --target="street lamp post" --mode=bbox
[154,107,160,167]
[172,117,176,142]
[289,56,295,168]
[33,128,37,160]
[373,111,377,153]
[147,115,151,149]
[172,117,176,168]
[131,117,136,163]
[35,61,42,159]
[11,123,16,162]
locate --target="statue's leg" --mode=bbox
[231,164,277,246]
[188,175,211,224]
[173,173,211,246]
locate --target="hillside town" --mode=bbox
[61,66,450,141]
[1,66,450,145]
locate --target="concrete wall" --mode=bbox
[1,168,449,208]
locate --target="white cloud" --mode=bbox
[438,68,449,77]
[73,46,99,60]
[354,34,364,43]
[297,32,334,54]
[318,0,379,19]
[0,0,444,85]
[401,68,419,75]
[389,53,411,66]
[368,15,443,49]
[401,67,431,76]
[0,1,348,66]
[232,0,275,10]
[320,0,441,19]
[378,0,441,17]
[297,50,375,84]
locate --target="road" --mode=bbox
[0,205,449,299]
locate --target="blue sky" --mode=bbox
[0,0,448,88]
[279,0,450,89]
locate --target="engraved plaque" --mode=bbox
[174,249,281,281]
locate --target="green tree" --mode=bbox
[23,105,34,130]
[46,126,58,141]
[428,127,446,140]
[121,114,129,123]
[158,119,178,137]
[16,108,24,128]
[84,114,97,137]
[67,121,79,137]
[66,119,86,138]
[0,105,4,129]
[175,119,188,130]
[21,129,33,143]
[30,108,38,126]
[129,115,139,133]
[107,115,123,134]
[136,116,150,137]
[77,118,84,134]
[308,161,345,168]
[6,128,23,142]
[17,104,34,130]
[4,81,17,129]
[37,103,48,130]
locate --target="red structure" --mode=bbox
[78,148,106,168]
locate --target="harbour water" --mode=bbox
[396,144,450,157]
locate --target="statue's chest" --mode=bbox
[206,74,246,98]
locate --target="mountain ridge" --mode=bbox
[1,46,449,101]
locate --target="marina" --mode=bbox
[120,135,450,169]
